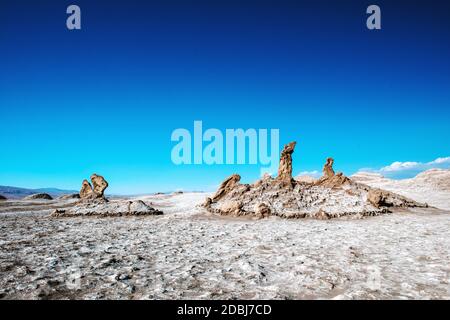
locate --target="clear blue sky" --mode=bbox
[1,0,449,194]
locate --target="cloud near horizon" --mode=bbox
[358,156,450,179]
[296,157,450,180]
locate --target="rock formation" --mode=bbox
[322,157,335,178]
[23,193,53,200]
[203,141,425,219]
[277,141,296,187]
[58,193,81,200]
[0,195,6,201]
[53,174,163,217]
[315,158,350,188]
[90,174,108,197]
[53,199,163,217]
[211,174,241,202]
[80,179,95,199]
[79,174,108,200]
[352,169,450,210]
[255,202,271,219]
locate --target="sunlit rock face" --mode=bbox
[204,142,426,219]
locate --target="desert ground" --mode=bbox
[0,192,449,300]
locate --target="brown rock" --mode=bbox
[315,158,350,188]
[367,189,392,208]
[80,179,94,199]
[90,174,108,197]
[203,197,212,208]
[277,141,296,187]
[255,203,271,218]
[219,200,243,215]
[212,174,241,202]
[58,193,81,200]
[313,209,332,220]
[323,157,335,179]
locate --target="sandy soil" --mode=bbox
[0,193,449,300]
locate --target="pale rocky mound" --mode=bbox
[203,142,425,219]
[23,193,53,200]
[57,193,81,200]
[0,195,6,201]
[352,169,450,210]
[52,174,163,217]
[53,198,163,217]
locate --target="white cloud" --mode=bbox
[430,157,450,165]
[379,157,450,173]
[380,161,421,172]
[360,156,450,179]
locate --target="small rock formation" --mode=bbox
[90,174,108,197]
[53,174,163,217]
[315,158,350,188]
[351,169,449,210]
[23,193,53,200]
[323,157,335,179]
[79,174,108,200]
[313,209,332,220]
[277,141,296,187]
[58,193,81,200]
[255,203,271,219]
[80,179,95,199]
[366,188,420,208]
[0,195,7,201]
[211,174,241,202]
[367,189,388,208]
[204,141,426,219]
[53,199,163,217]
[218,200,243,215]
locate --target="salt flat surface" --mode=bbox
[0,193,449,299]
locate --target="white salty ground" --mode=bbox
[0,193,449,300]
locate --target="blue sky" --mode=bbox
[1,0,449,194]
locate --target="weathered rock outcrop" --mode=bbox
[0,195,7,201]
[323,157,335,179]
[211,174,241,202]
[277,141,296,187]
[80,174,108,200]
[58,193,81,200]
[366,188,420,208]
[314,158,350,188]
[53,174,163,217]
[23,193,53,200]
[203,141,426,219]
[255,202,271,219]
[53,199,163,217]
[91,174,108,197]
[80,179,95,199]
[352,169,449,210]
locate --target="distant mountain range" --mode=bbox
[0,185,78,199]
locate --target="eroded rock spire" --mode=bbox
[277,141,296,186]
